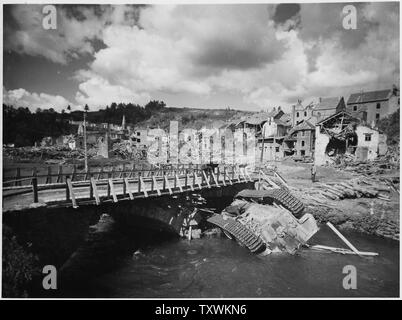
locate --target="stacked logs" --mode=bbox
[302,177,396,202]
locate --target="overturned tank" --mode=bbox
[207,188,319,255]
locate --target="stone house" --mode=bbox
[291,100,315,127]
[285,120,315,158]
[346,87,399,125]
[256,115,291,162]
[312,97,346,122]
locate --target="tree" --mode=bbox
[145,100,166,112]
[84,104,89,112]
[67,105,71,112]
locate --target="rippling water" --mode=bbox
[67,225,399,298]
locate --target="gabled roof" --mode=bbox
[245,112,270,125]
[274,118,291,127]
[288,120,315,135]
[315,97,342,110]
[347,89,392,105]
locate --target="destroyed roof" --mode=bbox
[347,89,392,104]
[316,110,360,126]
[315,97,343,110]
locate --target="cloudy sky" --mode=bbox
[2,2,400,112]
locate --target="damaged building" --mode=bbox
[312,96,346,122]
[314,111,388,165]
[284,120,315,158]
[346,88,400,125]
[254,108,292,162]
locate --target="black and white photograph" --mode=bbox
[1,1,400,301]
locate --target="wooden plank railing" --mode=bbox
[3,165,256,209]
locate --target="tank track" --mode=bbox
[236,188,305,218]
[207,214,266,253]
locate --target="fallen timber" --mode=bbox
[300,176,397,202]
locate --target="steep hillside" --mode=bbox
[135,107,252,130]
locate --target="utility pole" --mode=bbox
[260,125,266,164]
[84,104,89,172]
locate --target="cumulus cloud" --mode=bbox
[4,4,141,64]
[3,87,75,112]
[72,4,287,109]
[4,3,400,111]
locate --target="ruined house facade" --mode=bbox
[346,88,400,125]
[285,120,315,158]
[314,111,387,165]
[256,116,291,162]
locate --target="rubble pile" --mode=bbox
[299,176,398,202]
[332,147,399,176]
[3,146,87,162]
[112,141,146,160]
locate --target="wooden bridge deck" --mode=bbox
[3,165,256,211]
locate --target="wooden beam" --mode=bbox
[15,167,21,186]
[326,222,362,257]
[109,178,118,203]
[196,172,202,190]
[152,176,161,196]
[97,165,104,180]
[211,171,220,187]
[187,173,194,191]
[91,177,100,205]
[164,175,173,194]
[71,165,77,181]
[245,167,252,182]
[57,165,63,183]
[46,166,52,184]
[221,167,227,186]
[66,177,78,208]
[225,167,233,185]
[124,178,134,200]
[233,168,241,182]
[32,177,38,203]
[202,170,211,188]
[240,168,247,182]
[176,174,183,192]
[140,176,148,197]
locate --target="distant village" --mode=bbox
[31,87,399,166]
